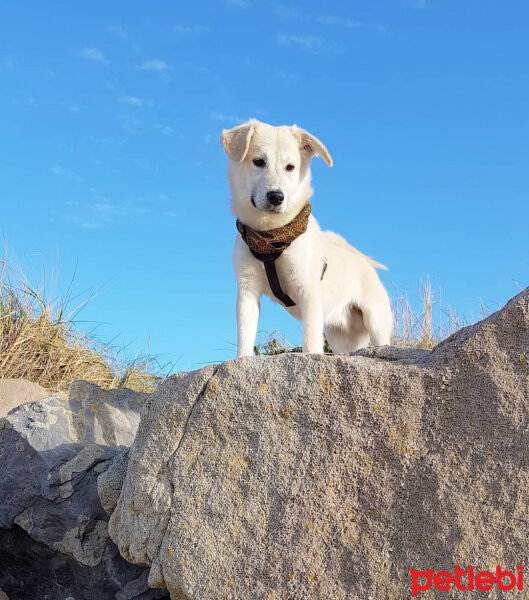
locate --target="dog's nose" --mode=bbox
[266,190,284,206]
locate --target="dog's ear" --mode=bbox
[293,126,333,167]
[220,121,256,162]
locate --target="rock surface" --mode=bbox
[0,378,48,417]
[110,289,529,600]
[0,380,168,600]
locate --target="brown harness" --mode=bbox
[236,203,326,307]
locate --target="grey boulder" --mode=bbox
[0,380,168,600]
[110,289,529,599]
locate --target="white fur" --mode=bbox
[221,119,393,357]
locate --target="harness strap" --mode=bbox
[250,249,327,308]
[263,258,296,307]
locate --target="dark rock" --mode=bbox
[0,381,168,600]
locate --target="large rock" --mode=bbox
[110,289,529,599]
[0,380,168,600]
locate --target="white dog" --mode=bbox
[221,119,393,357]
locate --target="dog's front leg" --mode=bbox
[301,285,324,354]
[237,289,260,357]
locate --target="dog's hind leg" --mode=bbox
[360,297,393,347]
[325,307,370,354]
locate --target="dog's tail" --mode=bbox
[324,231,389,270]
[366,257,389,271]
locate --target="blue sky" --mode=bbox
[1,0,527,372]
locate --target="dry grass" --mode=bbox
[0,257,164,393]
[0,249,492,382]
[390,278,475,349]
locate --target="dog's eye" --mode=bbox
[253,158,265,167]
[286,164,295,172]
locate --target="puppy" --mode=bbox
[221,119,393,357]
